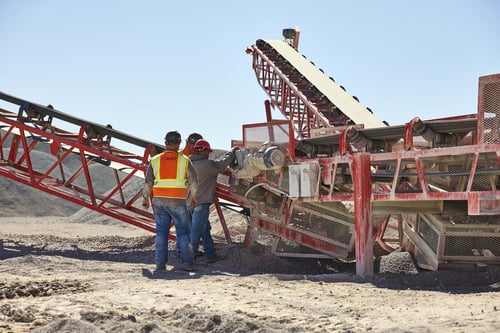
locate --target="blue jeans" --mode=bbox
[153,205,193,268]
[188,204,215,261]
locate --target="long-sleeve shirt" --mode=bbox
[186,152,234,205]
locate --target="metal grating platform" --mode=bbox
[402,212,500,270]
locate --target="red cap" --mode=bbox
[194,139,213,152]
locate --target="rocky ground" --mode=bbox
[1,210,500,333]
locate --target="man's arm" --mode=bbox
[212,151,235,172]
[141,164,154,209]
[186,160,199,206]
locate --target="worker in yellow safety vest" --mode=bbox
[142,130,194,273]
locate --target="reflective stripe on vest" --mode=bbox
[150,151,188,199]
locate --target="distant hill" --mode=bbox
[0,176,82,217]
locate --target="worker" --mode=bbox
[182,132,203,157]
[142,130,194,272]
[186,139,236,264]
[169,132,203,258]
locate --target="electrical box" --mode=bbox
[289,162,319,198]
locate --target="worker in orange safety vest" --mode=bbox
[182,132,203,157]
[142,130,194,273]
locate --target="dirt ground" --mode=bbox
[1,208,500,333]
[1,161,500,333]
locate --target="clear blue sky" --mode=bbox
[1,1,499,152]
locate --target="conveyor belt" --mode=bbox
[302,117,478,146]
[0,91,163,151]
[262,39,387,129]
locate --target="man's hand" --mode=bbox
[189,196,198,208]
[142,198,150,209]
[229,146,240,168]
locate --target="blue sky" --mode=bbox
[1,1,499,152]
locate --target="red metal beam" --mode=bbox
[353,153,373,278]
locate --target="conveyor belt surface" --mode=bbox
[263,39,387,129]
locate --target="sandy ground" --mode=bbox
[1,210,500,333]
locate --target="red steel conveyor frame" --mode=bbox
[0,92,235,244]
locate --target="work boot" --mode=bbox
[178,264,195,272]
[153,265,166,274]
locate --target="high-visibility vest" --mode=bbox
[150,151,188,199]
[182,147,192,157]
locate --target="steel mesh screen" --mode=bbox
[481,76,500,143]
[471,164,495,191]
[290,205,354,246]
[243,122,292,148]
[444,235,500,257]
[446,164,465,192]
[416,216,439,254]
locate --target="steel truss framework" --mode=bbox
[0,92,234,244]
[249,44,330,138]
